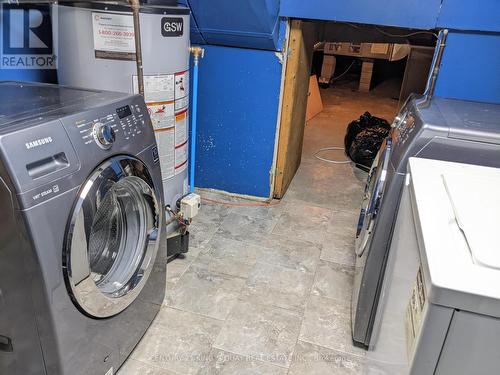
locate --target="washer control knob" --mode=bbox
[93,123,115,149]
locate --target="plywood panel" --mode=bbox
[273,20,318,198]
[306,75,323,122]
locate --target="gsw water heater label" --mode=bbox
[161,17,183,37]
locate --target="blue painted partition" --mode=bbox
[180,0,284,50]
[435,31,500,104]
[437,0,500,32]
[279,0,442,29]
[177,0,205,44]
[192,45,282,197]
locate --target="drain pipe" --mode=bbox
[189,46,204,193]
[420,29,448,106]
[129,0,145,96]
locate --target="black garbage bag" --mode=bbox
[344,112,391,171]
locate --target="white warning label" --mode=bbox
[175,70,189,100]
[174,109,188,175]
[175,96,189,112]
[157,128,175,180]
[175,110,188,146]
[148,102,175,131]
[132,71,189,180]
[92,12,135,59]
[133,74,175,103]
[175,141,188,175]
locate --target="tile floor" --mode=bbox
[118,85,399,375]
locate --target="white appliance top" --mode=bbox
[408,157,500,318]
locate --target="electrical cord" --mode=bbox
[342,21,437,38]
[201,197,281,207]
[329,60,356,83]
[314,146,372,171]
[373,26,438,38]
[314,146,351,164]
[165,205,190,229]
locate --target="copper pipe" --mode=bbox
[189,46,205,66]
[129,0,144,96]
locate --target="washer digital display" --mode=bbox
[116,105,132,119]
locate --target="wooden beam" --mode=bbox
[273,20,317,198]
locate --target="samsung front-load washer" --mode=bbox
[0,82,167,375]
[352,95,500,347]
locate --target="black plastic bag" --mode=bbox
[344,112,391,171]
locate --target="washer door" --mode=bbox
[64,156,160,318]
[356,137,392,256]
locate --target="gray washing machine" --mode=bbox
[0,82,167,375]
[366,158,500,374]
[352,95,500,347]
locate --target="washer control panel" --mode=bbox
[93,122,116,149]
[394,112,416,146]
[74,103,147,148]
[0,86,156,209]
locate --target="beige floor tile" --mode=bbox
[311,260,354,304]
[117,358,177,375]
[300,295,365,357]
[130,308,222,375]
[242,262,315,312]
[320,229,357,267]
[272,202,334,245]
[288,340,393,375]
[166,266,246,320]
[198,348,288,375]
[213,301,302,368]
[193,236,265,278]
[215,213,279,242]
[250,234,321,273]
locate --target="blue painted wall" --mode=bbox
[179,0,285,50]
[279,0,442,29]
[435,31,500,104]
[279,0,500,32]
[437,0,500,32]
[192,45,282,197]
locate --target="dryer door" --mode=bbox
[356,137,392,256]
[64,156,161,318]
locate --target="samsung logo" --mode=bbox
[26,136,52,149]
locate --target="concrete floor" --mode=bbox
[118,84,399,375]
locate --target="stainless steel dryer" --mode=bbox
[0,82,167,375]
[352,95,500,347]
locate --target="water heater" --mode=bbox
[55,2,191,256]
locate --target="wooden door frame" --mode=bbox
[273,20,318,198]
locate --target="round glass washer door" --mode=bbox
[64,156,160,318]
